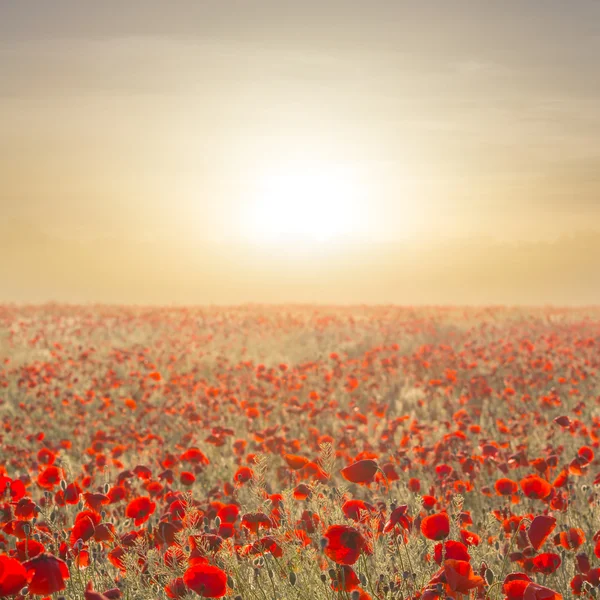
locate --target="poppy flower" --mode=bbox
[16,538,45,561]
[522,582,562,599]
[70,520,94,549]
[165,577,188,599]
[340,460,378,484]
[342,499,374,523]
[37,466,63,490]
[64,482,82,504]
[252,536,283,558]
[558,527,585,550]
[433,540,470,564]
[125,496,156,526]
[323,524,368,565]
[241,512,272,535]
[284,454,310,470]
[381,463,400,482]
[520,475,552,500]
[183,562,228,598]
[108,547,126,571]
[217,503,239,524]
[443,559,485,594]
[421,513,450,541]
[180,448,210,465]
[495,478,518,496]
[331,565,360,592]
[532,553,561,575]
[576,552,591,574]
[578,446,594,465]
[0,554,28,597]
[293,484,311,500]
[528,515,556,550]
[84,581,122,599]
[503,573,532,600]
[93,522,115,543]
[22,552,70,595]
[233,467,253,484]
[14,497,37,520]
[408,477,421,492]
[180,471,196,486]
[383,504,412,533]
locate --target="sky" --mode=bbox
[1,1,599,304]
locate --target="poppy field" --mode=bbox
[1,304,600,600]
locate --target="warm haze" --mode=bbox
[1,1,600,304]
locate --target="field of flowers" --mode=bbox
[1,305,600,599]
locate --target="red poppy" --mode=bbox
[340,460,378,485]
[180,471,196,486]
[408,478,421,492]
[558,527,585,550]
[14,497,37,520]
[217,503,239,524]
[576,552,591,574]
[522,582,562,599]
[125,496,156,526]
[503,573,532,600]
[241,512,272,535]
[165,577,188,599]
[528,515,556,550]
[578,446,594,465]
[233,467,254,484]
[252,536,283,558]
[180,447,210,465]
[443,559,485,594]
[553,415,571,427]
[84,581,122,600]
[0,554,28,597]
[520,475,552,500]
[323,524,369,565]
[22,552,70,595]
[183,562,228,598]
[342,499,374,523]
[331,565,360,591]
[532,553,561,575]
[433,540,470,565]
[293,484,311,500]
[37,466,63,490]
[64,482,82,504]
[383,504,412,533]
[495,478,518,496]
[421,513,450,541]
[16,539,45,561]
[284,454,310,470]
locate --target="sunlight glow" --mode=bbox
[245,160,365,246]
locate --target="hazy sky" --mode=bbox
[1,1,599,303]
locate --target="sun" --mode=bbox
[244,159,365,246]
